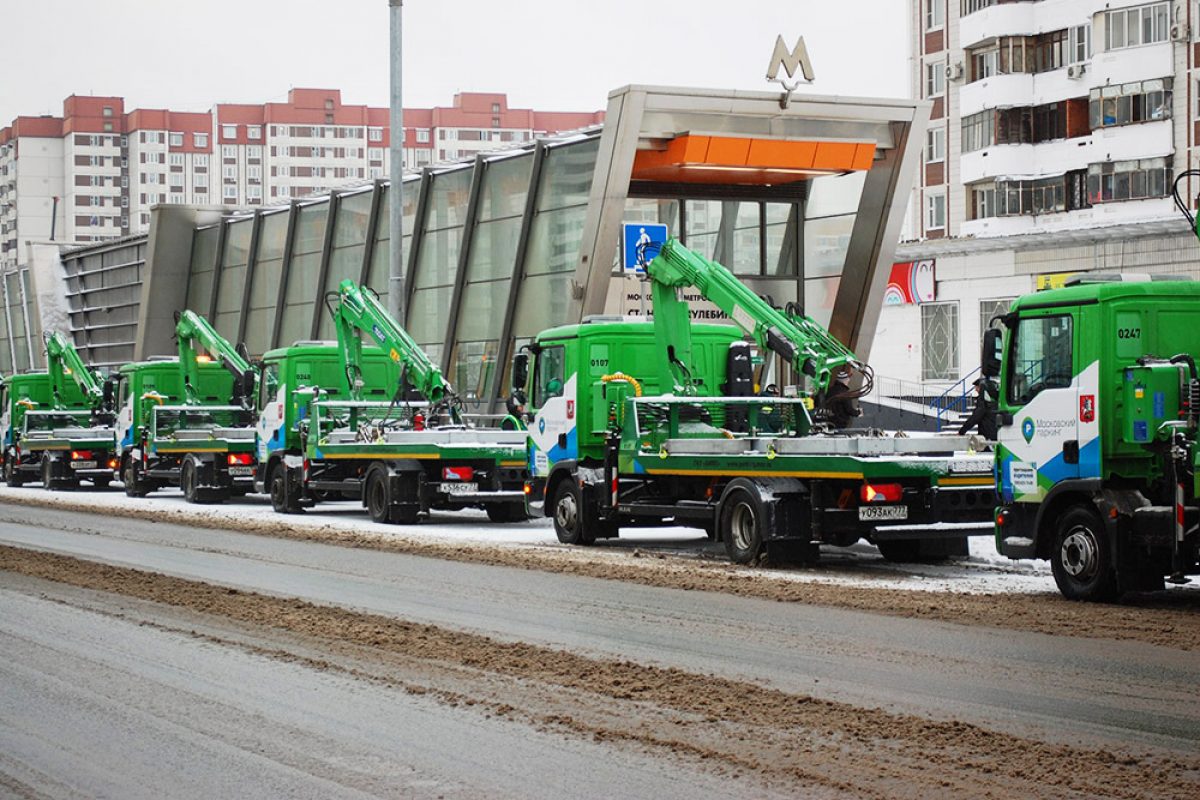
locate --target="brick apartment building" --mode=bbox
[0,89,603,271]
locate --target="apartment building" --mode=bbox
[0,89,603,272]
[876,0,1200,392]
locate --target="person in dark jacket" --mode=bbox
[958,377,998,439]
[826,369,861,429]
[500,391,527,431]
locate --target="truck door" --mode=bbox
[998,312,1082,503]
[255,361,284,460]
[527,344,575,477]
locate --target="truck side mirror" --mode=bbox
[102,378,115,410]
[511,353,529,392]
[981,328,1002,378]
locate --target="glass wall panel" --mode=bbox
[7,273,28,372]
[804,275,840,329]
[213,218,253,339]
[683,200,761,275]
[0,284,10,373]
[185,226,219,313]
[315,190,375,338]
[479,155,533,220]
[803,214,855,278]
[806,171,867,218]
[279,204,328,344]
[365,179,419,305]
[408,167,473,351]
[766,203,798,276]
[244,210,290,355]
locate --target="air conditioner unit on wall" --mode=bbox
[1172,24,1188,42]
[1067,63,1086,79]
[945,62,964,82]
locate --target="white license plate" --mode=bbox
[70,460,98,470]
[442,481,478,495]
[228,466,254,476]
[858,504,908,522]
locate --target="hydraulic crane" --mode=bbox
[647,238,872,415]
[174,310,257,408]
[44,330,112,422]
[327,279,460,423]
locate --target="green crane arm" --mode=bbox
[174,310,257,407]
[646,238,869,399]
[44,331,105,411]
[327,279,459,419]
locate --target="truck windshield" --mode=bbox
[1007,314,1073,406]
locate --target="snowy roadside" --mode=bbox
[0,483,1077,597]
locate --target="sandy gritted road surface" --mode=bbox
[1,500,1199,798]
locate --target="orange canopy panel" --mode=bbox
[631,135,876,185]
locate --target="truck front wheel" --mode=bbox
[4,455,23,487]
[720,483,765,564]
[269,463,302,514]
[1052,506,1119,602]
[552,480,594,545]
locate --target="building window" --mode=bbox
[1069,24,1092,63]
[103,106,113,117]
[416,129,429,143]
[921,302,959,381]
[971,48,1000,81]
[926,192,946,230]
[169,132,183,147]
[994,172,1090,215]
[194,174,208,187]
[971,185,996,219]
[926,127,945,162]
[368,127,383,142]
[121,175,128,188]
[194,133,208,148]
[1105,3,1169,50]
[247,165,261,179]
[980,298,1014,336]
[925,0,943,31]
[121,195,128,208]
[247,145,262,159]
[223,185,238,199]
[169,153,184,166]
[195,154,208,167]
[221,145,235,158]
[1087,157,1171,203]
[962,108,995,152]
[248,125,261,140]
[222,124,237,139]
[961,0,995,15]
[103,122,113,132]
[223,165,237,179]
[1089,78,1172,128]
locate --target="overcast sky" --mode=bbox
[3,0,910,123]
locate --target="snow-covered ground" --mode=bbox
[0,482,1085,597]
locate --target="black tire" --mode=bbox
[1052,505,1120,602]
[486,502,528,523]
[365,470,392,524]
[552,479,595,545]
[719,484,766,564]
[122,458,149,498]
[4,456,23,488]
[269,463,302,514]
[181,458,200,503]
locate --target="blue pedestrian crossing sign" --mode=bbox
[622,223,668,273]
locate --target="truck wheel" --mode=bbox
[269,463,302,514]
[41,457,58,491]
[181,459,200,503]
[486,502,528,523]
[1052,506,1119,602]
[4,456,23,488]
[122,458,150,498]
[720,483,765,564]
[365,471,392,524]
[552,480,595,545]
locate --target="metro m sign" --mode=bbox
[766,35,815,84]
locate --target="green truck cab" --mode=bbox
[988,278,1200,599]
[257,340,527,523]
[520,317,995,562]
[1,371,113,488]
[115,357,250,497]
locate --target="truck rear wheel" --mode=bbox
[365,470,420,525]
[552,480,594,545]
[182,457,223,504]
[720,483,765,564]
[1052,506,1119,602]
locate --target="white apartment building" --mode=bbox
[874,0,1200,398]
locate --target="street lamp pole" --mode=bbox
[388,0,405,324]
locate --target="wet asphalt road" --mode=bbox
[1,503,1198,758]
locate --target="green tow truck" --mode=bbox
[519,240,996,563]
[2,332,117,489]
[260,280,527,523]
[115,314,255,501]
[985,277,1200,599]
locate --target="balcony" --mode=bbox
[960,119,1172,184]
[960,2,1038,49]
